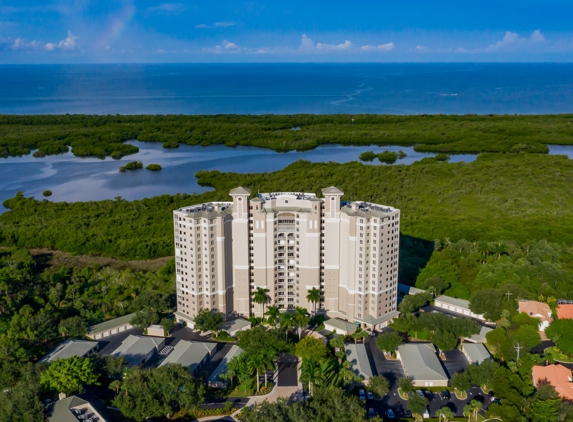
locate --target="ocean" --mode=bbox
[1,63,573,115]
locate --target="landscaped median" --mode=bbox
[544,346,573,363]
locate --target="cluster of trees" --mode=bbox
[546,319,573,355]
[2,114,571,159]
[418,238,573,301]
[358,150,407,164]
[485,312,542,361]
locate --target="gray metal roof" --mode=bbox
[222,318,252,333]
[398,343,449,382]
[87,313,136,335]
[46,392,118,422]
[208,345,244,385]
[40,340,98,364]
[462,343,491,364]
[398,283,426,295]
[229,186,252,195]
[160,340,217,371]
[345,343,374,380]
[355,310,400,326]
[324,318,359,334]
[435,295,471,310]
[111,335,164,367]
[465,326,493,343]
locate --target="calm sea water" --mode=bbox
[1,63,573,114]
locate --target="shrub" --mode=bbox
[42,190,52,197]
[145,163,162,171]
[123,161,143,170]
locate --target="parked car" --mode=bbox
[359,389,366,401]
[439,390,451,400]
[386,409,395,419]
[367,408,376,419]
[405,410,412,418]
[367,391,374,400]
[423,408,430,419]
[424,390,434,400]
[416,390,424,398]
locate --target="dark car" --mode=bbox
[405,410,412,418]
[424,390,434,400]
[439,390,451,400]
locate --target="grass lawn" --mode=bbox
[544,346,573,363]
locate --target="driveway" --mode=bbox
[277,354,298,387]
[441,349,469,377]
[365,336,404,388]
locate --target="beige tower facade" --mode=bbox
[174,186,400,330]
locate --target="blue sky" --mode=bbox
[1,0,573,63]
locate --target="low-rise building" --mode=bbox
[398,283,425,300]
[208,345,244,388]
[462,342,492,365]
[147,324,166,337]
[464,325,493,344]
[434,296,485,321]
[532,364,573,401]
[518,301,553,331]
[86,313,136,340]
[222,318,252,336]
[46,392,119,422]
[39,339,98,364]
[397,343,449,387]
[323,318,360,336]
[160,340,217,374]
[111,334,165,367]
[345,343,375,382]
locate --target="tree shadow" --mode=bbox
[398,235,434,286]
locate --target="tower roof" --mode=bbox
[321,186,344,195]
[229,186,252,195]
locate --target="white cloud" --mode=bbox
[44,31,78,51]
[486,30,545,51]
[12,37,40,50]
[317,40,352,51]
[299,34,315,50]
[195,21,236,29]
[202,40,241,54]
[360,43,394,52]
[148,3,185,13]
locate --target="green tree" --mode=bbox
[546,319,573,355]
[407,394,429,418]
[399,292,432,314]
[40,356,99,395]
[265,305,282,327]
[160,317,174,335]
[112,364,204,421]
[193,308,224,334]
[295,337,328,362]
[451,371,471,393]
[96,355,128,379]
[300,358,324,396]
[252,287,270,316]
[58,315,87,338]
[279,312,294,340]
[368,374,390,399]
[512,324,541,352]
[248,352,266,392]
[419,276,450,295]
[293,307,310,340]
[436,406,454,422]
[469,289,503,321]
[306,287,321,313]
[0,366,44,422]
[130,308,159,329]
[351,328,368,344]
[529,382,561,422]
[398,376,414,394]
[486,327,514,361]
[329,335,345,352]
[132,290,168,312]
[375,331,403,355]
[468,399,482,421]
[237,326,289,357]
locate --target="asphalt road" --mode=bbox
[277,354,299,387]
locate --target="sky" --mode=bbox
[1,0,573,63]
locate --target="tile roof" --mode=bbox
[557,304,573,320]
[518,301,553,323]
[533,364,573,401]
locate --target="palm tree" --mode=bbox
[469,399,482,421]
[306,287,321,313]
[293,307,310,340]
[279,312,294,340]
[248,353,266,392]
[260,350,275,389]
[437,407,454,422]
[300,359,324,396]
[252,287,269,317]
[352,328,368,344]
[265,305,281,327]
[463,404,473,422]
